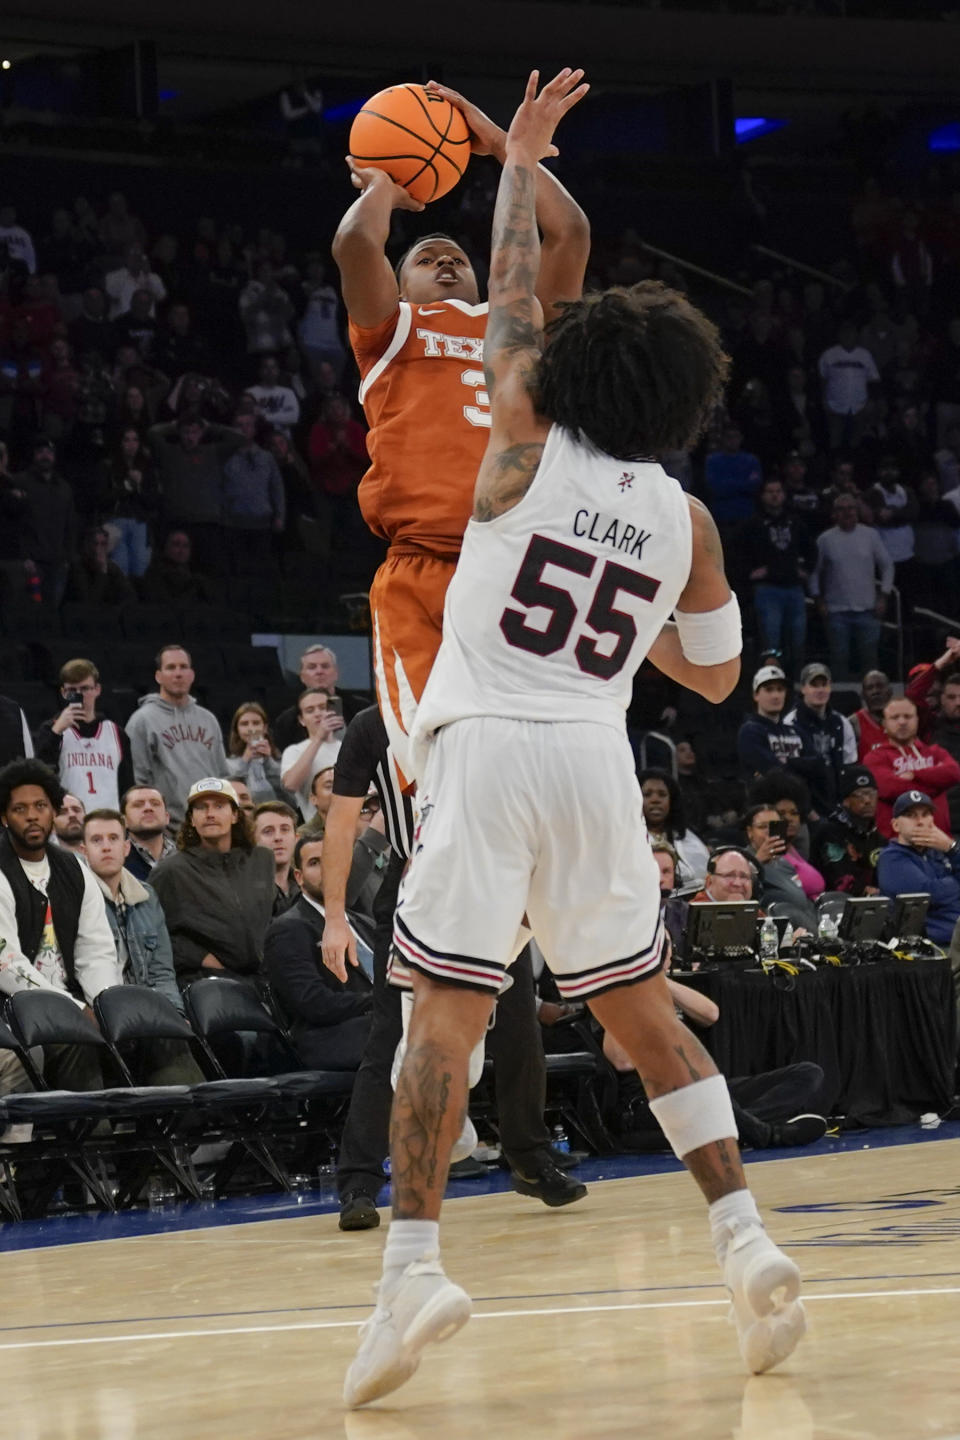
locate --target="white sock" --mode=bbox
[382,1220,440,1287]
[709,1189,762,1265]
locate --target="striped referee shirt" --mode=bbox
[331,705,414,859]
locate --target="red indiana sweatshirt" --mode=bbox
[864,738,960,837]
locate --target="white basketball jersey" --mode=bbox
[59,722,124,809]
[412,424,693,748]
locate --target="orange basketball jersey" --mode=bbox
[350,298,489,553]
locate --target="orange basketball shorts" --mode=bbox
[369,547,458,786]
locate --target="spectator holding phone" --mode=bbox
[35,658,132,810]
[280,689,342,822]
[744,803,818,932]
[272,644,365,752]
[225,702,286,805]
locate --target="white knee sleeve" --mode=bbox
[390,989,486,1091]
[648,1074,737,1159]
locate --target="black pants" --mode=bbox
[296,1014,372,1072]
[729,1062,825,1148]
[336,856,550,1199]
[619,1062,824,1152]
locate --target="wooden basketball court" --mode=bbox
[2,1136,958,1438]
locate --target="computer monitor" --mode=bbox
[838,895,890,944]
[887,892,930,941]
[685,901,759,958]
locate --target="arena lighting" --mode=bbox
[158,88,178,101]
[734,116,786,142]
[929,121,960,152]
[1,60,11,71]
[324,96,365,123]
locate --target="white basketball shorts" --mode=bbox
[390,716,665,1001]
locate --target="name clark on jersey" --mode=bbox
[573,508,652,560]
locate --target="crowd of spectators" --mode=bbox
[0,193,372,621]
[1,159,960,1169]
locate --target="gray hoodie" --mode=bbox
[125,693,227,831]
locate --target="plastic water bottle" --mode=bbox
[759,916,779,963]
[552,1123,570,1155]
[818,911,839,947]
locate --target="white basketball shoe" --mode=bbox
[723,1223,806,1374]
[343,1259,472,1409]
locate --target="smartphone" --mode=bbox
[327,695,344,718]
[768,819,789,841]
[65,690,83,708]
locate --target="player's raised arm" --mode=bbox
[647,497,742,703]
[426,80,590,321]
[331,162,424,327]
[473,68,589,522]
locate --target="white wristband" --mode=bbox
[674,593,742,666]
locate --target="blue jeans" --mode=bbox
[110,517,151,577]
[826,609,882,681]
[753,584,807,671]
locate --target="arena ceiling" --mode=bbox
[1,0,958,94]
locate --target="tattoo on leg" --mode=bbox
[685,1136,745,1204]
[639,1039,708,1099]
[390,1043,463,1221]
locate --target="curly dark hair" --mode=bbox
[535,282,730,460]
[747,770,811,819]
[0,758,65,816]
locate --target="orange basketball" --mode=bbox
[349,83,471,204]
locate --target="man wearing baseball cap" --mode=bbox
[784,662,856,805]
[150,776,277,988]
[737,665,830,807]
[811,764,886,895]
[877,791,960,948]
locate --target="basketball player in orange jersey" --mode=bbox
[331,80,589,796]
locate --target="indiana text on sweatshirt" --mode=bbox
[125,693,227,830]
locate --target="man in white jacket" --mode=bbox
[0,758,119,1093]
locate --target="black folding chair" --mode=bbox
[92,986,202,1204]
[3,993,118,1215]
[184,978,355,1174]
[94,984,287,1199]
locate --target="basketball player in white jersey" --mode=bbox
[344,70,805,1409]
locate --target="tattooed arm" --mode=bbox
[425,80,590,323]
[473,68,589,524]
[647,498,742,702]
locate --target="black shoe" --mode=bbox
[769,1114,828,1148]
[339,1190,380,1231]
[511,1154,588,1207]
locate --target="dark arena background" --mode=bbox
[0,2,958,1435]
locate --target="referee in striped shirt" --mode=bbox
[322,706,586,1229]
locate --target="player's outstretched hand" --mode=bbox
[345,157,425,212]
[424,80,505,156]
[321,914,358,983]
[505,68,589,161]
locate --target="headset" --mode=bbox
[704,846,761,900]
